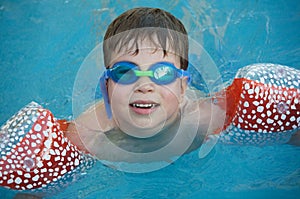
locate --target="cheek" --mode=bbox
[108,83,130,105]
[166,81,184,98]
[160,84,183,106]
[163,93,180,114]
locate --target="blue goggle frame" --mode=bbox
[100,61,191,119]
[102,61,190,85]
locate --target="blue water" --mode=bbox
[1,0,300,198]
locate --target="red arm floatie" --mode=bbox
[214,63,300,145]
[0,102,94,192]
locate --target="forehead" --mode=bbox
[109,38,181,68]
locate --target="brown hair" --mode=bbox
[103,7,189,70]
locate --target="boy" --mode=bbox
[65,7,226,162]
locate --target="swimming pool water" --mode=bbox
[1,0,300,198]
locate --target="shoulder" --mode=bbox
[181,96,226,135]
[74,101,115,132]
[65,101,115,153]
[182,97,225,121]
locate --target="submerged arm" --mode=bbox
[288,130,300,146]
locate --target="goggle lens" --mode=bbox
[111,64,138,84]
[152,64,177,84]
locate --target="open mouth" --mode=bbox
[130,103,157,108]
[129,101,159,115]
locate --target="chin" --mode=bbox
[128,129,161,138]
[121,118,166,138]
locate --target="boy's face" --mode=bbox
[107,39,188,138]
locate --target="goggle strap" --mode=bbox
[99,75,112,119]
[180,70,192,84]
[104,70,110,79]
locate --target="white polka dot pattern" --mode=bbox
[0,102,95,191]
[219,63,300,145]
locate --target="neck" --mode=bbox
[105,115,181,153]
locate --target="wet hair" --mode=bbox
[103,7,189,70]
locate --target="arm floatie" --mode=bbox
[215,63,300,145]
[0,102,95,192]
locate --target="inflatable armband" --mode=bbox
[217,63,300,145]
[0,102,95,192]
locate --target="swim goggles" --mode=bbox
[101,61,190,85]
[99,61,191,119]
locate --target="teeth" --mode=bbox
[132,103,155,108]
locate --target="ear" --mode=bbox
[180,77,188,102]
[182,76,189,91]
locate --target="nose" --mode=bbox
[134,77,155,94]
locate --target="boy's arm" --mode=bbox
[183,98,226,154]
[65,101,114,155]
[65,122,91,153]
